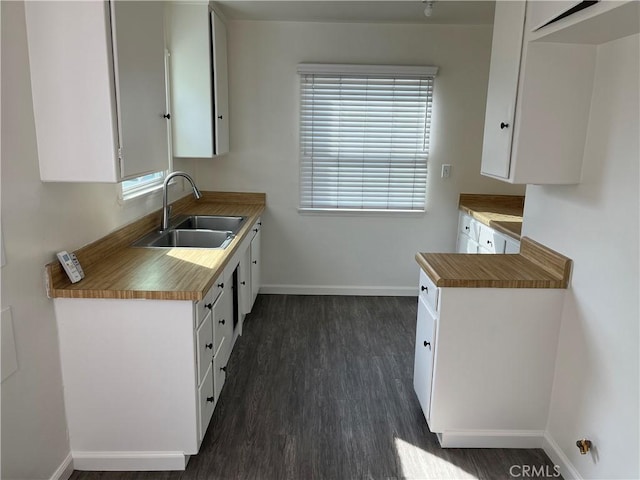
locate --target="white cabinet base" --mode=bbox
[71,451,189,472]
[435,430,545,449]
[55,298,199,471]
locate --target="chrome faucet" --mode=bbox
[161,171,202,231]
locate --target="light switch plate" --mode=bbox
[441,164,451,179]
[1,307,19,382]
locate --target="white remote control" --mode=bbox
[69,252,85,279]
[57,251,83,283]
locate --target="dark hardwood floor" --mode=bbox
[70,295,561,480]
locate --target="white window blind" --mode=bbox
[298,64,437,212]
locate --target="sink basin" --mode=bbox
[173,215,247,233]
[133,229,234,249]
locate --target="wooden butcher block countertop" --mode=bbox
[45,192,265,301]
[458,193,524,240]
[416,237,571,289]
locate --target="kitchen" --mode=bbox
[1,1,638,479]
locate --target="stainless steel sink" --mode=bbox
[173,215,247,234]
[132,229,234,249]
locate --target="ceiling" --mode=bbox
[213,1,496,25]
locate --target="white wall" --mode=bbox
[522,34,639,479]
[0,3,195,478]
[193,20,524,293]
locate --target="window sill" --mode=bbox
[298,208,426,217]
[117,182,164,206]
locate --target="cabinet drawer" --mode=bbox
[196,277,224,327]
[459,213,480,241]
[198,361,215,442]
[478,225,506,253]
[213,337,227,402]
[418,269,438,315]
[196,309,214,386]
[457,232,478,254]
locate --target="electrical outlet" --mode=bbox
[441,164,451,179]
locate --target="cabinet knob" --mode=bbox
[205,342,213,349]
[423,341,431,349]
[464,226,470,231]
[218,115,223,120]
[219,319,225,325]
[206,396,214,403]
[421,285,428,293]
[258,222,262,226]
[205,303,213,310]
[252,260,257,264]
[253,228,259,232]
[487,240,492,245]
[163,113,171,119]
[220,366,227,373]
[500,122,509,129]
[241,281,246,285]
[218,282,224,288]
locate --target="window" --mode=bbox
[121,171,165,199]
[298,64,437,212]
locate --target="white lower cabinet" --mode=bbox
[456,212,520,254]
[55,276,232,471]
[412,274,565,448]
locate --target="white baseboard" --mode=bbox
[436,429,545,448]
[72,451,188,471]
[260,284,416,296]
[543,432,583,479]
[50,453,74,480]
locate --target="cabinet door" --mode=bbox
[111,1,169,179]
[414,296,437,422]
[239,247,252,316]
[480,1,526,179]
[250,228,262,306]
[198,362,215,442]
[211,11,229,156]
[504,237,521,254]
[25,1,119,182]
[167,2,213,158]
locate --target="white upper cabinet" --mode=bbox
[480,1,526,180]
[167,3,229,158]
[482,0,638,185]
[25,1,169,183]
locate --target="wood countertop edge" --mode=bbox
[415,237,572,289]
[45,192,266,301]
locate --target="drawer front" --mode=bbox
[196,277,224,327]
[456,232,478,254]
[459,213,480,241]
[478,225,506,253]
[418,269,438,315]
[198,361,215,442]
[196,309,214,385]
[213,337,227,402]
